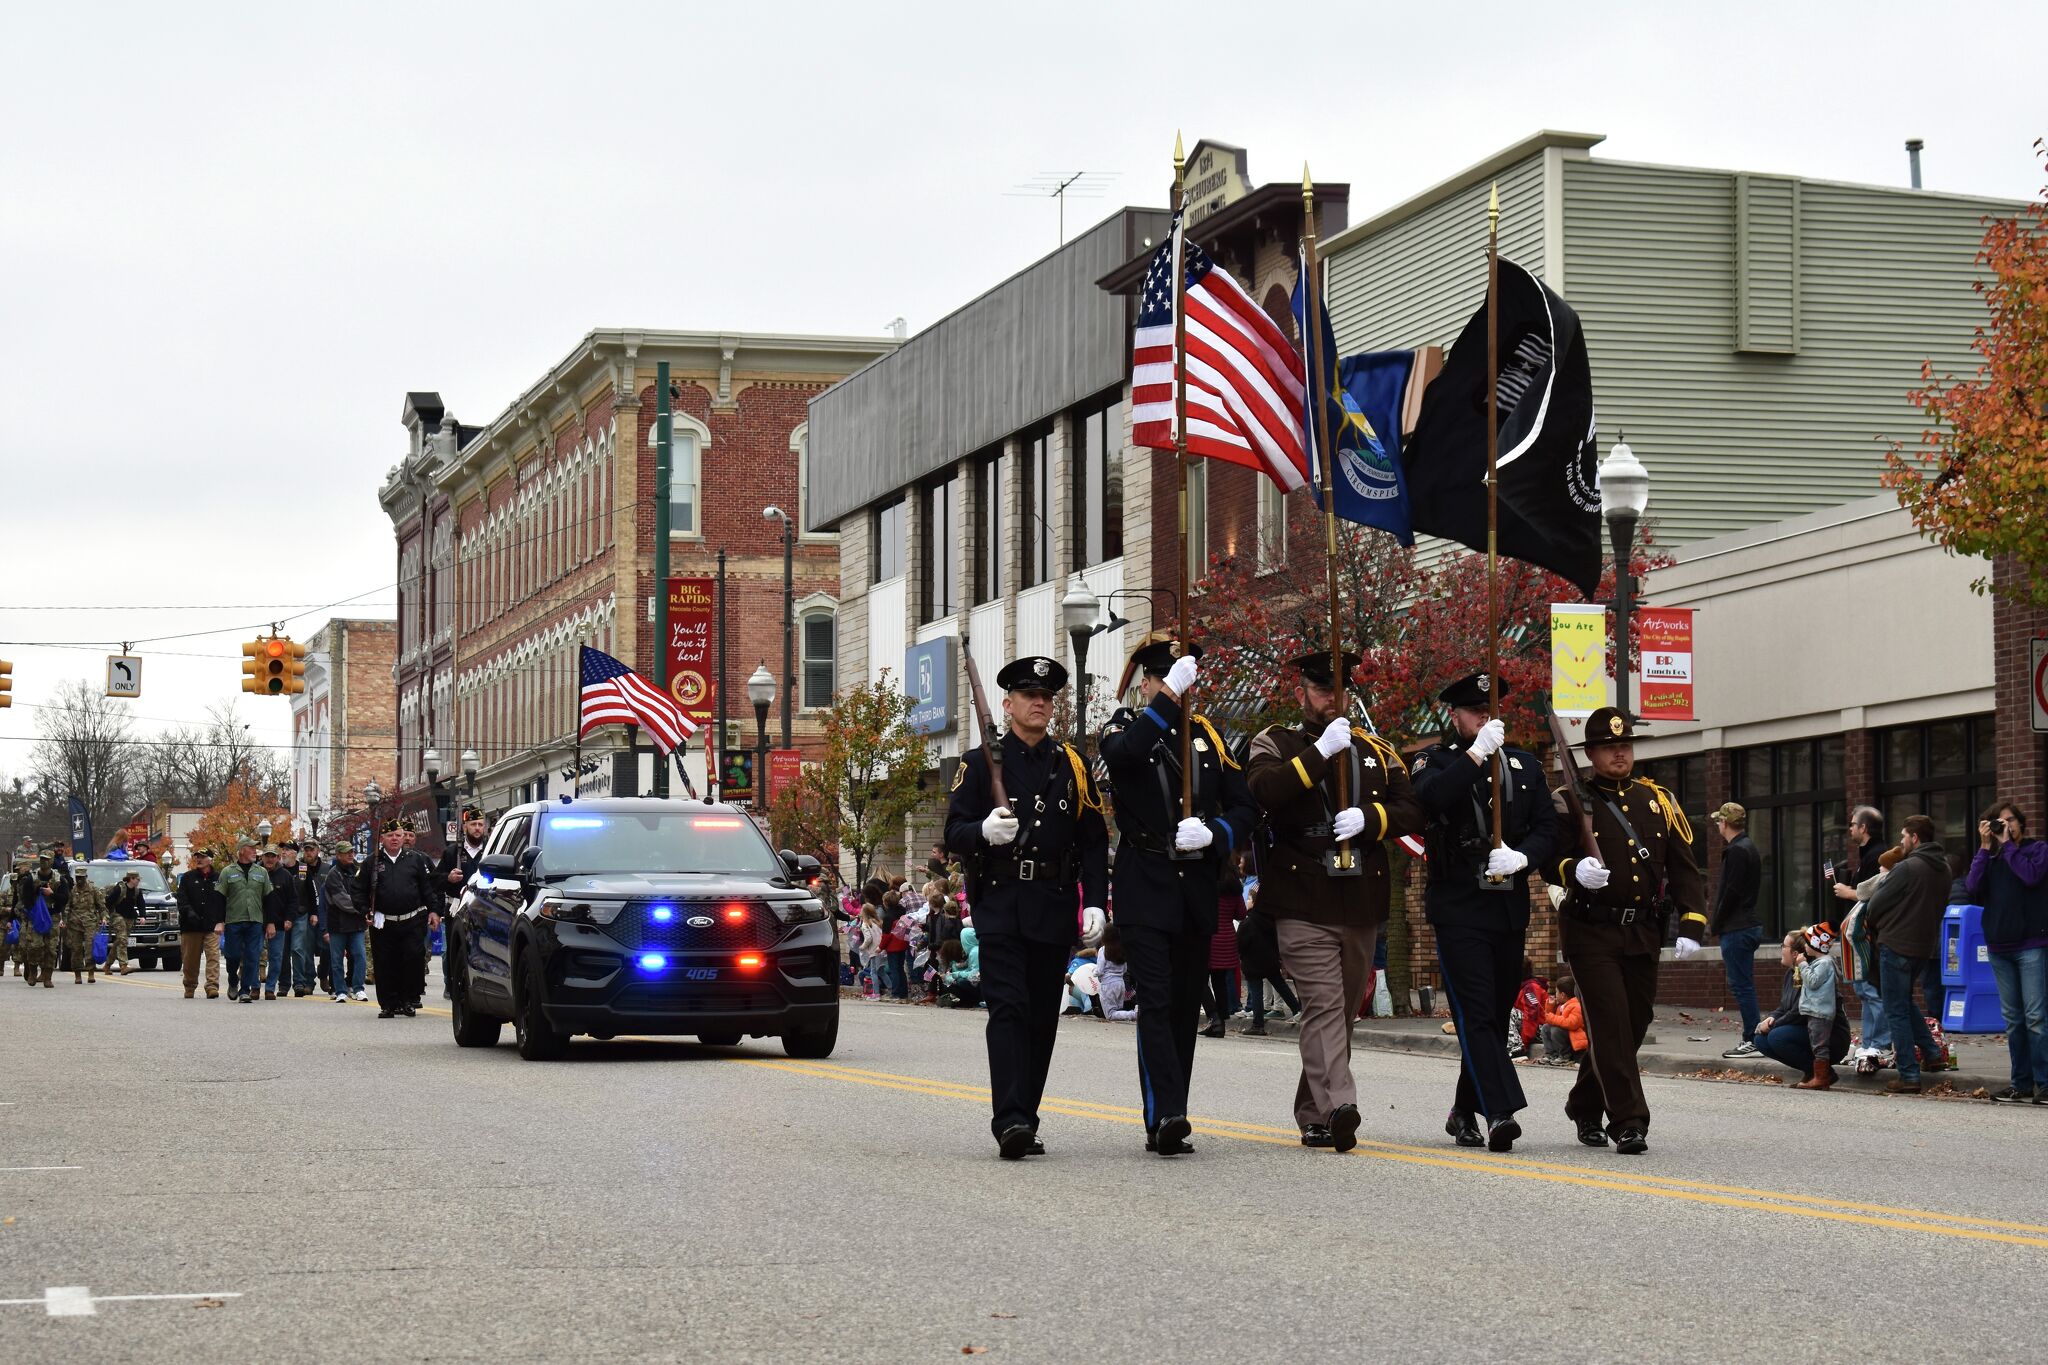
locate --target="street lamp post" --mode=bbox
[423,747,446,830]
[747,664,776,811]
[1061,578,1100,749]
[364,780,383,850]
[1599,438,1651,721]
[256,817,272,849]
[764,506,796,747]
[460,748,479,798]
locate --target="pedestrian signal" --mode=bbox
[0,658,12,708]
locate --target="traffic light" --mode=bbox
[0,658,12,708]
[282,638,308,694]
[240,636,300,695]
[241,638,265,694]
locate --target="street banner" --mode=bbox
[1638,607,1696,721]
[666,577,716,729]
[67,796,93,859]
[1550,604,1607,717]
[769,749,803,806]
[722,751,754,801]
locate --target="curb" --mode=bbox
[1343,1022,2004,1095]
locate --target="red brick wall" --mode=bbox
[1992,554,2048,818]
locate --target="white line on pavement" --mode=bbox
[0,1288,242,1316]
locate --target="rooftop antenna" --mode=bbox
[1905,138,1924,190]
[1006,170,1120,244]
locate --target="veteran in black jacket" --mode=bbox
[1410,671,1558,1152]
[1097,635,1257,1157]
[945,655,1109,1161]
[356,819,442,1018]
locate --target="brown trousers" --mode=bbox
[180,930,221,995]
[1563,946,1660,1135]
[1277,918,1377,1129]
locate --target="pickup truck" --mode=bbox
[83,860,181,971]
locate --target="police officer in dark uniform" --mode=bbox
[1410,671,1558,1152]
[1542,706,1707,1154]
[945,655,1110,1160]
[1097,634,1257,1157]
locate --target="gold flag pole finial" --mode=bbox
[1488,179,1500,231]
[1174,130,1185,170]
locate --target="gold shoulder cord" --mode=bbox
[1639,778,1692,843]
[1063,744,1105,815]
[1194,715,1240,770]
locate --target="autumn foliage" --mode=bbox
[1192,496,1670,750]
[186,778,294,863]
[1883,141,2048,604]
[769,674,934,889]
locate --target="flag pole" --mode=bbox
[1302,166,1353,873]
[1170,132,1194,822]
[1484,181,1507,864]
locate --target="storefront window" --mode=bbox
[1876,714,1997,857]
[1732,737,1846,938]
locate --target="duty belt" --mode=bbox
[380,908,426,923]
[983,853,1070,886]
[1568,901,1655,928]
[1119,830,1175,857]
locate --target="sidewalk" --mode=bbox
[1328,1005,2012,1098]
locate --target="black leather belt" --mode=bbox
[983,854,1069,886]
[1569,902,1654,927]
[1119,831,1173,857]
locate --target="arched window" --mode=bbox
[649,411,711,537]
[799,599,837,709]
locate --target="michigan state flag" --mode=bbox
[1291,265,1414,544]
[1404,259,1603,595]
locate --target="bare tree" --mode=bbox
[132,699,287,809]
[28,680,136,849]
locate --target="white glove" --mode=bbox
[1332,807,1367,842]
[1485,846,1529,877]
[1468,718,1506,760]
[981,806,1019,846]
[1174,817,1214,852]
[1573,858,1611,890]
[1675,937,1701,960]
[1314,716,1352,759]
[1164,655,1199,698]
[1080,906,1106,947]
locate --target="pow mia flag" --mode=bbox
[1404,259,1603,596]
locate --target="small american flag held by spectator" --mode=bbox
[579,645,698,754]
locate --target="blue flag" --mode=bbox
[1291,268,1415,545]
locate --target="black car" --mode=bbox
[444,798,838,1061]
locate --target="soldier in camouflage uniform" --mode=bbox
[64,862,107,985]
[2,858,23,976]
[15,863,59,987]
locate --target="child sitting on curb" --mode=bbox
[1539,975,1587,1065]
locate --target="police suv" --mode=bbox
[442,798,838,1061]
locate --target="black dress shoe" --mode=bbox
[1576,1123,1610,1147]
[398,1005,417,1017]
[1486,1115,1522,1152]
[1152,1114,1194,1156]
[1300,1124,1335,1148]
[1200,1022,1226,1038]
[1026,1135,1046,1156]
[377,1009,395,1019]
[1445,1111,1484,1147]
[997,1124,1036,1160]
[1614,1128,1649,1155]
[1330,1103,1361,1153]
[1241,1023,1269,1037]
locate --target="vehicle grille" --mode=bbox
[596,901,781,954]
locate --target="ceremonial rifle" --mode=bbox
[1546,710,1602,862]
[961,636,1007,812]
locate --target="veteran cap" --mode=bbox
[996,655,1067,693]
[461,805,486,823]
[1437,671,1508,710]
[1580,706,1637,748]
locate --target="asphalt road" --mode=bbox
[2,969,2039,1364]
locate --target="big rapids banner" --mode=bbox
[1637,607,1696,722]
[665,576,716,729]
[1550,604,1608,717]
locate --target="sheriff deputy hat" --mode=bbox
[996,655,1068,693]
[1580,706,1637,749]
[1288,646,1362,690]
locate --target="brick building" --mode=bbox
[378,329,895,834]
[288,617,397,843]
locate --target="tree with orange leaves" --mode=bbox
[1883,141,2048,604]
[187,778,293,860]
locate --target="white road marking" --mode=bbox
[0,1288,242,1316]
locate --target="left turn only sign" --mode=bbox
[105,655,142,699]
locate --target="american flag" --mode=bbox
[1131,211,1309,491]
[579,645,697,754]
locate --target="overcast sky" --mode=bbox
[1,0,2039,780]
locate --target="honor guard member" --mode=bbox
[1097,635,1257,1157]
[357,818,441,1019]
[1541,706,1706,1154]
[1410,671,1558,1152]
[1246,649,1425,1151]
[437,805,491,902]
[945,654,1109,1161]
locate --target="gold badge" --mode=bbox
[1608,715,1625,737]
[1194,737,1209,753]
[949,763,965,792]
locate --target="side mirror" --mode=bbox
[515,846,540,876]
[479,852,517,876]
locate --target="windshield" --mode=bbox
[88,863,167,892]
[537,811,783,878]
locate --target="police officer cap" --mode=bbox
[1127,633,1202,679]
[1289,648,1363,689]
[1438,671,1509,710]
[1580,706,1637,748]
[996,656,1068,693]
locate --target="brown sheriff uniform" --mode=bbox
[1544,723,1706,1143]
[1248,718,1424,1135]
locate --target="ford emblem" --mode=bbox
[686,915,714,928]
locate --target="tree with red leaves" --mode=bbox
[1193,496,1670,750]
[1882,141,2048,605]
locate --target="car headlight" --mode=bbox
[535,894,627,925]
[771,897,826,926]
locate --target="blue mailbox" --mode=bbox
[1940,904,2004,1034]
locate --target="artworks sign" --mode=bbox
[1637,608,1696,722]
